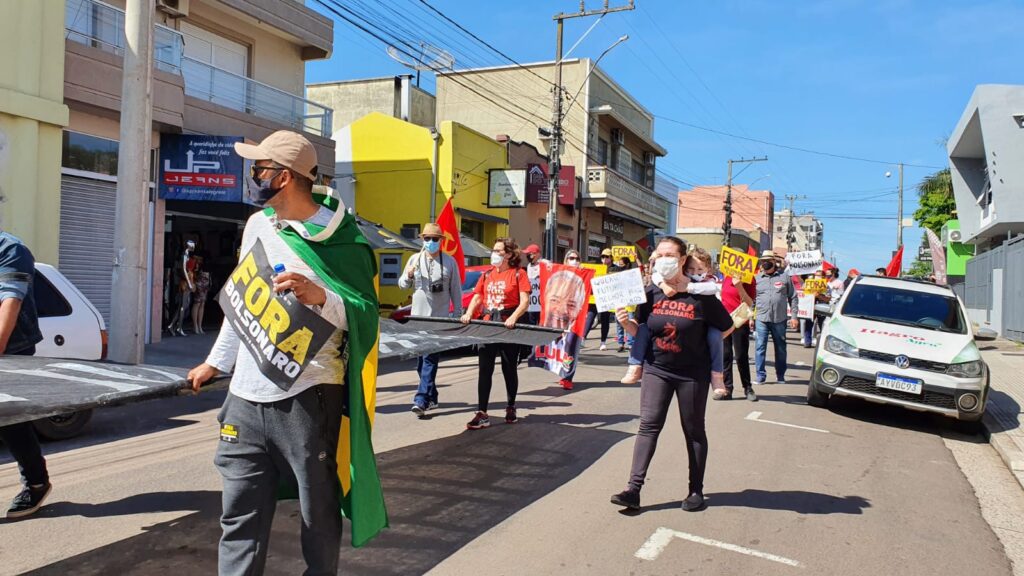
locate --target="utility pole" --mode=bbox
[109,0,153,363]
[785,194,806,252]
[896,162,904,251]
[722,156,767,247]
[546,1,635,262]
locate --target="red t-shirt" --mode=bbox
[474,267,530,319]
[721,277,756,313]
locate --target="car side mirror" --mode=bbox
[813,303,833,317]
[974,326,998,341]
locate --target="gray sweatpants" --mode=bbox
[215,384,344,576]
[627,369,710,496]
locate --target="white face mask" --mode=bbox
[653,257,680,279]
[687,272,706,282]
[490,252,505,267]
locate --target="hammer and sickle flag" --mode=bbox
[437,196,466,283]
[268,188,387,547]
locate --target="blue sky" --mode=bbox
[306,0,1024,273]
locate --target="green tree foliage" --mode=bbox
[912,168,955,234]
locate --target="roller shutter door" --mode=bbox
[59,174,116,324]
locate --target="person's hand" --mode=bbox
[731,274,743,286]
[788,319,798,330]
[187,363,220,393]
[504,316,517,329]
[661,283,678,298]
[273,272,327,306]
[460,313,472,325]
[615,308,630,325]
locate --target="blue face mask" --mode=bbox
[246,174,284,206]
[423,239,440,253]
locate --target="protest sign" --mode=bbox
[803,278,828,294]
[719,246,758,284]
[581,263,607,305]
[591,267,646,313]
[529,264,594,380]
[527,263,543,313]
[611,245,637,262]
[797,294,816,320]
[786,250,823,276]
[218,239,336,389]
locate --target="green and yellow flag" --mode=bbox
[268,188,388,547]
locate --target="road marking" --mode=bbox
[0,393,27,403]
[48,363,165,382]
[635,527,802,567]
[796,361,807,366]
[745,411,830,434]
[0,370,145,392]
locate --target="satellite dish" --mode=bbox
[386,43,455,84]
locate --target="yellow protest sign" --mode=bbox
[581,263,607,305]
[719,246,758,284]
[803,278,828,294]
[611,245,637,262]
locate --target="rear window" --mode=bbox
[33,272,73,318]
[841,284,966,334]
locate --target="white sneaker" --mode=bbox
[599,342,608,351]
[620,365,643,384]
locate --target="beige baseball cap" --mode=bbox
[234,130,318,181]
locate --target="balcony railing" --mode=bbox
[65,0,183,74]
[586,166,669,229]
[182,57,333,138]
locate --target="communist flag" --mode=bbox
[885,246,904,278]
[437,197,466,282]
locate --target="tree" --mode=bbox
[911,168,955,234]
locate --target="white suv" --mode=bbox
[808,276,988,423]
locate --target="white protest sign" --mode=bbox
[786,250,823,276]
[797,294,816,320]
[527,264,542,312]
[591,268,646,313]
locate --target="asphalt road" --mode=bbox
[1,333,1022,575]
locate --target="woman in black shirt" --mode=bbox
[611,237,734,512]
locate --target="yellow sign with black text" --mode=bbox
[719,246,758,284]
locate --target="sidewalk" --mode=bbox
[981,338,1024,491]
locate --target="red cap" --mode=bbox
[849,268,860,276]
[523,244,540,255]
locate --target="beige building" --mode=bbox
[773,209,823,256]
[59,0,333,342]
[307,75,437,134]
[435,59,669,261]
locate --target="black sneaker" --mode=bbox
[681,492,706,512]
[7,482,52,519]
[746,389,759,402]
[611,489,640,510]
[426,401,439,411]
[505,406,518,424]
[467,412,490,430]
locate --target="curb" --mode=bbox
[983,412,1024,492]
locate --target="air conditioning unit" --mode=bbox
[644,152,656,166]
[611,128,624,146]
[156,0,190,18]
[949,229,963,243]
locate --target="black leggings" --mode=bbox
[477,343,519,412]
[584,305,610,342]
[627,369,710,496]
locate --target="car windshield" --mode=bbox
[462,270,483,292]
[841,284,967,334]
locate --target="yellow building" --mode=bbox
[333,112,511,312]
[0,0,69,264]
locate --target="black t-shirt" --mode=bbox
[635,285,733,381]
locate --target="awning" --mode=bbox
[456,207,509,225]
[355,217,421,251]
[460,234,492,258]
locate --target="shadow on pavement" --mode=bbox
[986,389,1021,433]
[823,395,988,441]
[28,422,630,575]
[630,490,871,515]
[41,491,221,519]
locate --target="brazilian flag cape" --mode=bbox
[266,188,388,547]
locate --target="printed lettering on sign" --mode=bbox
[803,278,828,294]
[785,250,823,276]
[719,246,758,284]
[652,299,696,320]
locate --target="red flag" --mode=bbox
[885,246,904,277]
[747,245,757,257]
[822,260,835,272]
[437,197,466,282]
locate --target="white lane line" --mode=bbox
[0,393,27,403]
[0,370,145,392]
[48,363,163,382]
[635,527,802,567]
[745,411,830,434]
[796,361,807,366]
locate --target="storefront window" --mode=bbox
[62,131,119,176]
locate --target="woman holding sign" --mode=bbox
[610,237,734,512]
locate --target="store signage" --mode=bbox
[159,134,244,202]
[602,216,624,237]
[525,163,576,206]
[487,169,526,208]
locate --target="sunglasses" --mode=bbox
[250,164,285,182]
[567,256,579,261]
[422,236,441,241]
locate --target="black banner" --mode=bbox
[218,239,336,389]
[379,317,563,361]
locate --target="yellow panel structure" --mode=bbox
[338,113,511,313]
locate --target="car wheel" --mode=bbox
[806,381,829,408]
[32,409,93,440]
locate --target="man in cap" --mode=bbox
[522,244,543,325]
[753,250,799,385]
[399,223,462,417]
[188,130,386,572]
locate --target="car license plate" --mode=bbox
[876,373,923,395]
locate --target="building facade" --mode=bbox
[677,184,774,259]
[307,75,437,135]
[55,0,335,343]
[434,59,669,262]
[773,209,823,255]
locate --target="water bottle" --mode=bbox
[273,263,290,295]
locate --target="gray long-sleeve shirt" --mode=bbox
[755,270,799,323]
[398,251,462,317]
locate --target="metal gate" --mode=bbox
[59,174,116,324]
[1002,238,1024,342]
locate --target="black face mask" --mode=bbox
[762,262,775,272]
[248,172,284,206]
